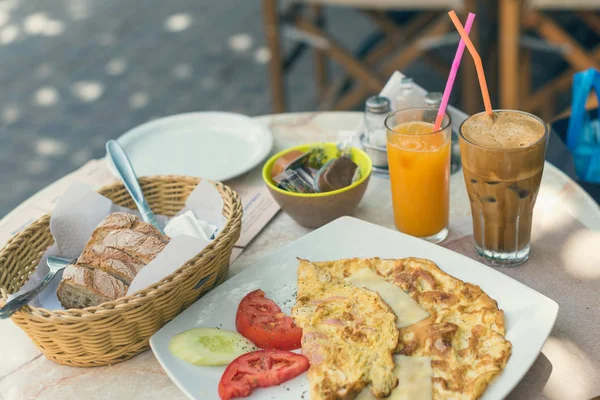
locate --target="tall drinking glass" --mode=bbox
[385,108,451,243]
[459,110,549,266]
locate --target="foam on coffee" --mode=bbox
[461,111,545,149]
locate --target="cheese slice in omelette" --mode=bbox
[309,257,512,400]
[345,268,429,328]
[292,259,399,400]
[356,355,433,400]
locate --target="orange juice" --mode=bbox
[386,119,451,241]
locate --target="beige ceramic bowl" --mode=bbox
[262,142,372,228]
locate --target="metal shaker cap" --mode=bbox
[365,96,391,114]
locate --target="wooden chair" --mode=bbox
[263,0,479,113]
[499,0,600,120]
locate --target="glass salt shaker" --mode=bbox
[424,92,443,109]
[364,95,391,148]
[425,92,461,174]
[424,91,443,122]
[395,77,425,111]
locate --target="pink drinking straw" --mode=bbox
[433,12,476,131]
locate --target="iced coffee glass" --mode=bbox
[459,110,549,266]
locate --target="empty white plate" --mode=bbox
[150,217,559,400]
[106,112,273,181]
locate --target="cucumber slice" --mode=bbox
[169,328,257,366]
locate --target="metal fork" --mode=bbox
[0,256,74,319]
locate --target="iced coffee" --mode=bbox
[459,110,548,266]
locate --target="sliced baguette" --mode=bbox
[96,212,139,231]
[57,212,170,309]
[77,245,146,285]
[84,212,169,249]
[101,229,167,264]
[57,264,128,309]
[130,222,170,244]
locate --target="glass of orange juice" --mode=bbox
[385,108,451,243]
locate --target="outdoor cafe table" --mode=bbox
[1,112,599,400]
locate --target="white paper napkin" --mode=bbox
[126,234,210,295]
[8,179,225,309]
[165,210,214,241]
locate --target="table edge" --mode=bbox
[2,112,598,232]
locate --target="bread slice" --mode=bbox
[96,212,139,231]
[85,212,169,248]
[56,212,170,309]
[101,229,167,264]
[77,245,146,285]
[57,264,128,309]
[130,222,170,244]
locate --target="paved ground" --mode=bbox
[0,0,594,217]
[0,0,381,217]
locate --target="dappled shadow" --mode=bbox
[0,0,283,217]
[445,204,600,398]
[506,352,552,400]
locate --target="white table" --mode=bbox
[1,112,599,400]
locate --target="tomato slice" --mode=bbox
[236,289,302,350]
[218,349,309,400]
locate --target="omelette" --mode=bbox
[294,257,512,400]
[292,259,399,399]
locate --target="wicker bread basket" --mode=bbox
[0,175,242,367]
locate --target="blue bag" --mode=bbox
[547,69,600,203]
[566,68,600,184]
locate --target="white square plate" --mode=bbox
[150,217,559,400]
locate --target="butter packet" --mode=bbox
[273,169,317,193]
